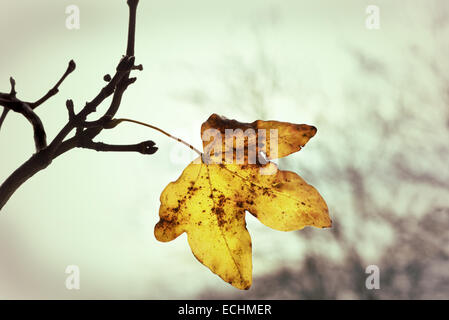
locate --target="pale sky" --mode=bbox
[0,0,447,298]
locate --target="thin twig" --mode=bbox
[0,108,9,131]
[0,77,17,131]
[30,60,76,109]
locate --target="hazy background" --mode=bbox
[0,0,448,299]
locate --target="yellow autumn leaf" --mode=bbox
[154,114,331,290]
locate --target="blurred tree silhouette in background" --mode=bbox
[197,7,449,300]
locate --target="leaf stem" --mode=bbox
[110,118,203,156]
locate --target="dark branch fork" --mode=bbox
[0,0,156,210]
[0,60,76,151]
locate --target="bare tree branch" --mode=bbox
[0,0,150,211]
[0,95,47,152]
